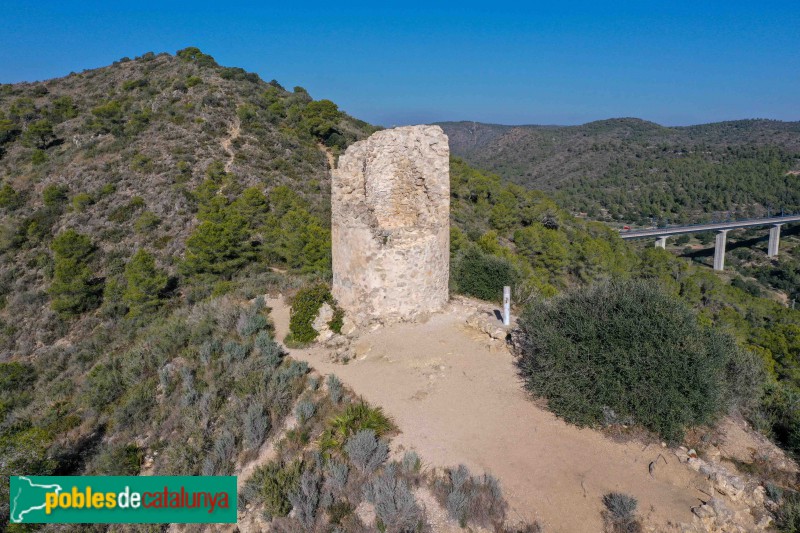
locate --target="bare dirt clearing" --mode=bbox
[266,296,725,532]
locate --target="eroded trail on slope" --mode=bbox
[267,296,717,532]
[221,118,241,173]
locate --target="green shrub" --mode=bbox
[319,400,395,452]
[0,118,20,144]
[252,459,303,518]
[453,246,516,302]
[760,382,800,455]
[121,79,148,91]
[109,196,145,222]
[130,154,152,173]
[0,362,36,418]
[515,278,762,441]
[0,183,21,209]
[176,47,218,68]
[0,361,36,390]
[31,149,47,164]
[49,95,78,122]
[775,490,800,533]
[286,284,341,345]
[91,443,143,475]
[42,184,69,207]
[84,362,124,409]
[91,100,125,134]
[23,119,55,149]
[71,192,94,211]
[181,210,253,279]
[0,426,57,475]
[134,211,160,233]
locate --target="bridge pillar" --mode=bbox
[768,224,782,258]
[655,236,667,249]
[713,230,729,271]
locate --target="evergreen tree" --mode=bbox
[182,211,252,278]
[23,119,55,149]
[123,249,168,317]
[49,230,101,316]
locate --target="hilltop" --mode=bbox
[0,48,375,357]
[438,119,800,223]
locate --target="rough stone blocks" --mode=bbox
[332,125,450,324]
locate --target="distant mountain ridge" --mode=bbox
[438,118,800,223]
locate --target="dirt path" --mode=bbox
[267,297,714,532]
[221,118,241,173]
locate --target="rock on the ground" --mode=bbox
[312,302,335,342]
[466,309,508,340]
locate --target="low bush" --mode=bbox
[363,463,424,532]
[255,330,284,369]
[242,404,270,450]
[288,468,322,529]
[344,429,389,474]
[601,492,641,533]
[0,361,36,390]
[295,399,316,424]
[515,278,763,441]
[324,460,349,494]
[238,311,267,337]
[319,400,395,452]
[286,284,341,345]
[253,459,303,518]
[434,464,507,529]
[453,246,516,302]
[327,374,343,405]
[91,443,143,475]
[42,184,69,207]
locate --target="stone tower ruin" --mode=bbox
[332,125,450,324]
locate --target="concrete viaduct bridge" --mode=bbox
[619,214,800,271]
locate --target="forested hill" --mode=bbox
[0,48,375,357]
[438,119,800,224]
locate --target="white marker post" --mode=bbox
[503,286,511,326]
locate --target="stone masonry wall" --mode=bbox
[332,125,450,324]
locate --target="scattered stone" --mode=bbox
[339,315,357,336]
[312,302,335,342]
[466,310,509,341]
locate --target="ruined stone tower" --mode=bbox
[332,125,450,324]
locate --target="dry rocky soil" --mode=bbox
[258,295,796,533]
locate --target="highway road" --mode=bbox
[618,214,800,240]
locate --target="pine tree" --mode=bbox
[49,230,101,316]
[123,249,168,317]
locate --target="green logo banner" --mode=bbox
[9,476,237,524]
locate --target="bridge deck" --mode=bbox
[619,215,800,240]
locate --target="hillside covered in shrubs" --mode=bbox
[0,47,375,359]
[440,119,800,224]
[1,48,799,530]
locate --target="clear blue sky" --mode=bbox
[2,1,798,127]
